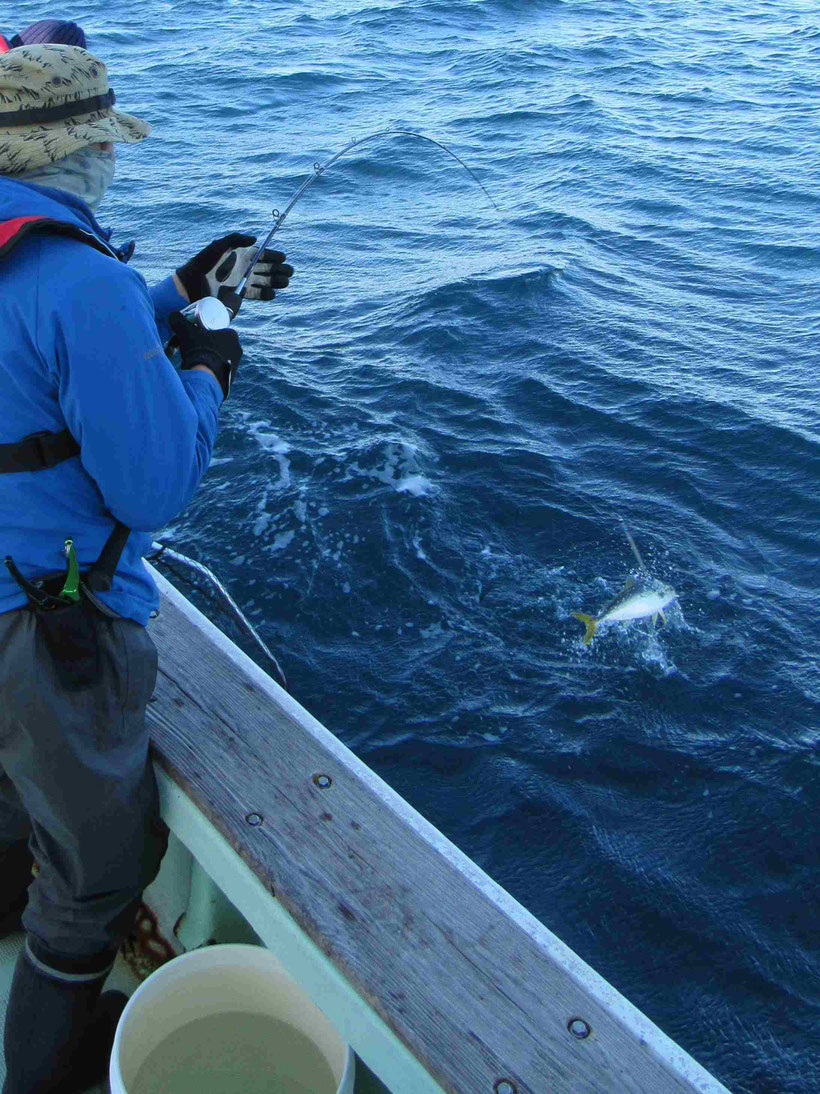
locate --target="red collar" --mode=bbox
[0,215,117,261]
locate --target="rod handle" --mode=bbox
[217,285,244,320]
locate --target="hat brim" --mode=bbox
[0,106,151,174]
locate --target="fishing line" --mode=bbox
[618,515,648,574]
[170,130,498,684]
[230,128,500,310]
[148,541,287,688]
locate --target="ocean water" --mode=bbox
[6,1,818,1091]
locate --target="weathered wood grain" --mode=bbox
[145,566,731,1094]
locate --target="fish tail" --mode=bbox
[571,612,598,645]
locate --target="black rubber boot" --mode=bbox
[1,941,124,1094]
[0,841,33,941]
[53,990,129,1094]
[0,892,27,942]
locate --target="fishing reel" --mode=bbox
[178,287,239,331]
[166,291,237,362]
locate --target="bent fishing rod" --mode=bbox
[181,127,499,330]
[169,129,498,687]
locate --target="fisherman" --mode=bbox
[0,39,292,1094]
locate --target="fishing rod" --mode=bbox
[170,130,498,683]
[183,127,499,329]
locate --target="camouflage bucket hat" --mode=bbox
[0,44,150,175]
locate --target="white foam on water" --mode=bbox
[253,512,271,537]
[253,488,270,538]
[343,441,434,496]
[247,421,290,455]
[396,473,432,496]
[270,530,296,552]
[275,454,292,488]
[247,421,292,488]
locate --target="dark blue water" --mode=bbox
[7,1,819,1090]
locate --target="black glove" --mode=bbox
[168,312,243,400]
[176,233,294,304]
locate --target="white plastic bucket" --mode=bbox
[110,943,355,1094]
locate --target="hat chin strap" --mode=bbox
[16,146,115,214]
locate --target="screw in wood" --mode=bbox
[313,774,333,789]
[494,1082,517,1094]
[568,1017,592,1039]
[245,813,263,827]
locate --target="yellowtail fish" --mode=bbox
[572,576,676,645]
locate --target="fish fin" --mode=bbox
[659,609,666,625]
[652,613,658,626]
[624,575,636,590]
[572,612,598,645]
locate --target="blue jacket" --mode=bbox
[0,178,223,625]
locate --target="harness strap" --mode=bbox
[3,555,58,608]
[0,428,80,473]
[0,216,131,599]
[85,521,130,593]
[0,427,131,595]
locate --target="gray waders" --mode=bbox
[0,429,168,1092]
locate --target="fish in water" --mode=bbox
[572,575,677,645]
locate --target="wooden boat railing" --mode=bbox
[146,564,732,1094]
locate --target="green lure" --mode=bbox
[60,538,81,603]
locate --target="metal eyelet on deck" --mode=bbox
[494,1081,517,1094]
[568,1017,591,1039]
[245,813,264,827]
[312,774,333,789]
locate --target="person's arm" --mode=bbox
[148,274,188,344]
[42,241,224,532]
